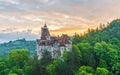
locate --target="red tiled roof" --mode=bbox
[37,25,71,46]
[61,34,71,44]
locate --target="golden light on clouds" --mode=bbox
[49,25,98,36]
[0,0,120,42]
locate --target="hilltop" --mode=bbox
[0,19,120,75]
[0,38,36,56]
[73,19,120,45]
[0,19,120,57]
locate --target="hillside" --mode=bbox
[73,19,120,45]
[0,19,120,57]
[0,38,36,56]
[0,19,120,75]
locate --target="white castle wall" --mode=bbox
[36,25,72,59]
[36,43,72,59]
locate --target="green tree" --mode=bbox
[8,49,29,68]
[98,59,107,69]
[47,59,72,75]
[40,50,53,67]
[75,66,94,75]
[0,62,6,75]
[30,50,53,75]
[77,43,95,68]
[94,41,119,71]
[63,45,82,73]
[8,73,18,75]
[112,62,120,75]
[95,67,109,75]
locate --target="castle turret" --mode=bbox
[41,24,51,40]
[36,24,72,59]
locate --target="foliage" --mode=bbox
[77,43,95,68]
[95,67,109,75]
[0,38,36,56]
[47,59,72,75]
[0,19,120,75]
[75,66,94,75]
[63,45,82,71]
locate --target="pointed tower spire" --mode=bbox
[41,24,50,40]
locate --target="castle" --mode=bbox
[36,24,72,59]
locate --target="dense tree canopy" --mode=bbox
[0,19,120,75]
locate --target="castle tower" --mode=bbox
[36,24,72,59]
[41,24,51,40]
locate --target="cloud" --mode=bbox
[0,0,120,43]
[0,31,38,43]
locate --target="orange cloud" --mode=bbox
[0,0,120,43]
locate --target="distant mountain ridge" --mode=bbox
[0,38,36,56]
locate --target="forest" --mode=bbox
[0,19,120,75]
[0,39,36,56]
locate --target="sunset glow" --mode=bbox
[0,0,120,43]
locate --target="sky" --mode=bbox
[0,0,120,43]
